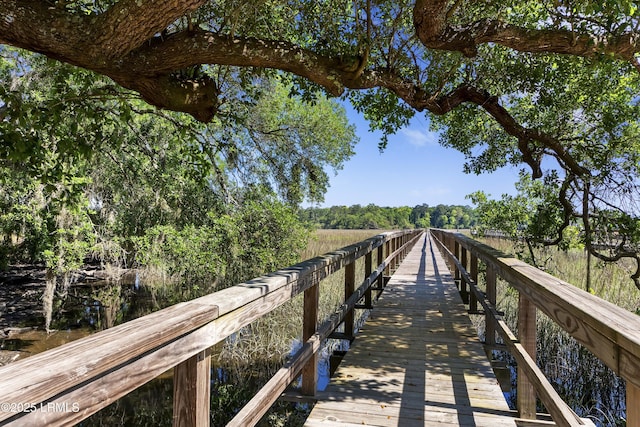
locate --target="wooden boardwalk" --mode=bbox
[305,232,518,427]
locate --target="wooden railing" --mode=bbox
[430,229,640,427]
[0,229,422,426]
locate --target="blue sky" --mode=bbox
[314,104,522,208]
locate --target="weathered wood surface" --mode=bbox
[304,233,516,426]
[0,230,419,426]
[431,231,588,427]
[431,231,640,392]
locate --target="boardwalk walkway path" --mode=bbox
[304,232,518,426]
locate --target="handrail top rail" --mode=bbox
[433,229,640,388]
[0,229,417,416]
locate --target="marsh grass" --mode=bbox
[476,237,638,426]
[213,229,381,425]
[219,229,380,363]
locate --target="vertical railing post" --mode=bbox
[469,253,478,313]
[173,348,211,427]
[454,240,461,290]
[460,245,469,304]
[391,237,397,271]
[364,251,373,309]
[517,293,537,419]
[446,234,454,271]
[377,244,385,297]
[301,283,320,395]
[384,240,391,277]
[485,265,497,349]
[344,262,356,340]
[628,383,640,427]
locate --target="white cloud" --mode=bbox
[400,128,438,147]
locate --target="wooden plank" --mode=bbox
[344,262,356,339]
[302,283,320,395]
[431,230,584,427]
[485,265,497,348]
[628,382,640,427]
[517,293,537,419]
[228,237,424,427]
[305,233,516,427]
[0,298,220,424]
[444,231,640,389]
[173,348,211,427]
[309,405,518,427]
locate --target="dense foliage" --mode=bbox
[0,49,357,331]
[2,1,640,285]
[300,203,476,230]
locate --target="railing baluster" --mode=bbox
[377,244,385,297]
[391,238,397,271]
[628,383,640,427]
[302,283,320,396]
[384,240,391,277]
[517,293,537,419]
[460,245,468,304]
[172,348,211,427]
[470,253,478,313]
[364,251,373,309]
[344,262,356,340]
[485,264,497,349]
[454,240,461,291]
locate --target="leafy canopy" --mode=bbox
[2,1,640,285]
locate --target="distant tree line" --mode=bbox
[299,204,477,230]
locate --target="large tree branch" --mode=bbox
[93,0,207,59]
[0,1,205,65]
[413,0,640,62]
[128,31,350,96]
[0,0,630,164]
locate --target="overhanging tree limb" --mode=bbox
[413,0,640,63]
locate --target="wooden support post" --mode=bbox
[301,283,320,395]
[469,253,478,312]
[628,382,640,427]
[173,348,211,427]
[344,262,356,340]
[460,247,469,304]
[517,293,537,419]
[403,234,408,258]
[485,265,497,348]
[446,235,454,271]
[391,238,397,271]
[377,245,385,297]
[384,241,391,276]
[454,240,461,290]
[364,252,373,309]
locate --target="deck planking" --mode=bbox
[304,232,517,426]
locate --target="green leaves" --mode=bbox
[0,48,358,300]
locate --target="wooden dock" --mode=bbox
[305,233,517,426]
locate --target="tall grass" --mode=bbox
[85,229,385,426]
[478,238,638,426]
[214,229,381,425]
[219,229,380,364]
